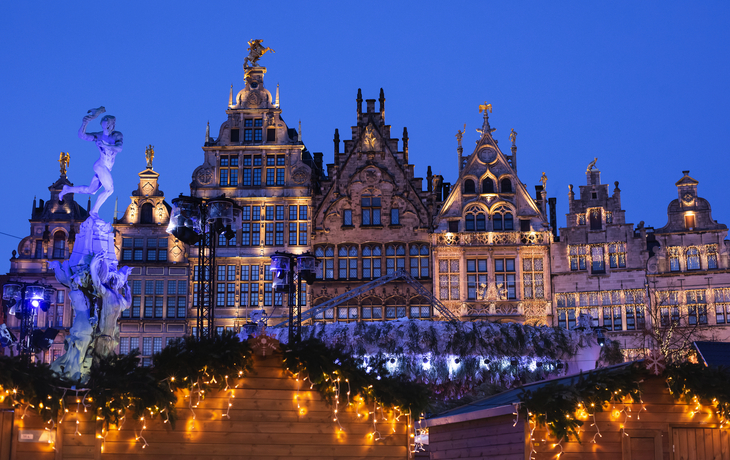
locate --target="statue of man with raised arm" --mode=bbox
[59,107,123,218]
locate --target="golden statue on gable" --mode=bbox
[59,152,70,176]
[244,39,275,69]
[362,125,378,151]
[145,144,154,169]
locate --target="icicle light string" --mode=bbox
[134,417,149,449]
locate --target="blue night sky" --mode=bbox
[1,2,729,273]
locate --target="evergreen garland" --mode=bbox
[281,338,431,415]
[519,363,646,441]
[665,362,730,425]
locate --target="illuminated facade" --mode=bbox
[2,171,89,361]
[113,161,189,366]
[432,111,552,323]
[189,64,322,330]
[644,171,730,345]
[310,90,441,321]
[550,167,650,353]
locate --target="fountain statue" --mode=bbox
[50,108,131,383]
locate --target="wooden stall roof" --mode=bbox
[694,341,730,367]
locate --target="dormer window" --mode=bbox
[500,179,513,193]
[482,178,495,193]
[464,179,476,194]
[685,213,695,230]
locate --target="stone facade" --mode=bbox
[113,161,189,366]
[2,172,89,361]
[190,65,322,331]
[551,168,650,353]
[432,111,552,324]
[310,89,441,322]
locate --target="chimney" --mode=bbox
[379,88,385,120]
[356,88,363,119]
[402,127,409,163]
[549,197,558,241]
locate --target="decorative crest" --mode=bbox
[145,144,155,169]
[59,152,70,176]
[243,39,275,69]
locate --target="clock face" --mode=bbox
[682,192,694,204]
[478,147,497,164]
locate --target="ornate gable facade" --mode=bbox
[310,90,441,321]
[432,107,552,323]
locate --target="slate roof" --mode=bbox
[693,341,730,368]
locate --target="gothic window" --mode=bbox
[390,208,399,225]
[492,206,513,231]
[362,245,382,279]
[464,179,476,194]
[409,244,429,278]
[361,196,381,226]
[361,296,383,320]
[385,296,407,319]
[410,296,431,318]
[500,178,513,193]
[686,247,701,270]
[715,289,730,324]
[52,231,65,259]
[386,244,406,275]
[438,259,460,300]
[522,257,544,299]
[464,205,486,231]
[494,258,516,299]
[707,245,718,269]
[659,291,680,327]
[589,208,602,230]
[686,290,708,325]
[482,177,495,193]
[556,293,577,329]
[609,242,626,268]
[578,292,600,328]
[591,246,605,273]
[467,259,488,301]
[315,245,335,280]
[343,209,353,226]
[338,245,358,279]
[600,291,622,331]
[140,203,154,224]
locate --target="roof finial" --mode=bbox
[114,197,119,222]
[476,102,495,138]
[298,120,302,142]
[206,121,210,144]
[275,83,280,108]
[229,84,233,107]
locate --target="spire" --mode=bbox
[379,88,385,120]
[206,121,210,143]
[456,124,465,174]
[402,127,409,163]
[114,197,118,222]
[229,84,233,107]
[298,120,302,142]
[275,83,280,108]
[510,128,518,171]
[356,88,363,118]
[427,166,433,192]
[334,128,340,155]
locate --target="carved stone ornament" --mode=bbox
[197,167,214,185]
[142,181,154,195]
[246,92,262,108]
[363,167,380,185]
[478,146,498,164]
[682,191,694,204]
[170,245,182,259]
[362,125,378,151]
[292,167,308,184]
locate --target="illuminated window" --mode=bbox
[386,244,406,275]
[685,214,695,229]
[609,242,626,268]
[557,293,577,329]
[591,246,605,273]
[659,291,680,327]
[315,246,335,280]
[707,245,718,269]
[669,247,681,272]
[467,259,488,300]
[569,245,587,271]
[362,245,382,279]
[438,259,460,300]
[686,247,700,270]
[589,208,602,230]
[219,155,239,186]
[338,246,358,279]
[409,296,430,318]
[578,214,586,225]
[361,297,382,320]
[522,257,544,299]
[600,291,622,331]
[686,290,707,325]
[494,258,516,299]
[715,288,730,324]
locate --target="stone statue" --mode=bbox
[243,39,275,69]
[59,107,123,218]
[90,254,132,359]
[509,128,517,145]
[586,157,598,172]
[145,144,154,169]
[540,172,548,190]
[455,124,466,148]
[49,263,95,382]
[59,152,70,176]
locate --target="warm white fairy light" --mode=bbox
[134,417,149,449]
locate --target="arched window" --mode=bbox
[465,205,486,232]
[338,245,358,279]
[362,245,382,279]
[686,247,701,270]
[386,244,406,274]
[409,296,431,318]
[500,178,513,193]
[315,245,335,279]
[361,296,383,320]
[52,231,66,259]
[464,179,476,194]
[409,244,430,278]
[385,296,406,319]
[482,178,495,193]
[141,203,154,224]
[492,206,514,231]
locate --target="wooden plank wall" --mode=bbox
[427,414,525,460]
[429,378,730,460]
[9,351,410,460]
